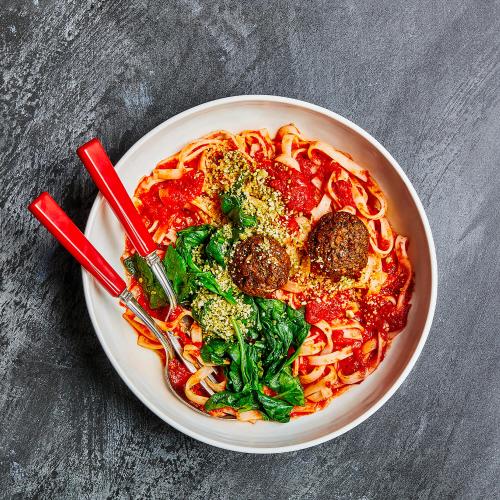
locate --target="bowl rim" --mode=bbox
[82,95,438,453]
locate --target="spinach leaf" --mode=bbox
[226,362,244,393]
[268,367,304,406]
[123,255,137,275]
[163,246,199,302]
[163,225,236,304]
[256,393,294,423]
[241,295,260,336]
[178,225,236,304]
[175,224,213,273]
[175,224,213,262]
[225,343,244,393]
[123,253,167,309]
[202,315,301,421]
[283,306,310,367]
[255,297,286,321]
[164,245,187,296]
[220,175,257,229]
[201,339,232,365]
[205,390,258,412]
[247,344,264,387]
[253,298,310,378]
[263,322,294,379]
[205,228,229,267]
[177,273,199,302]
[232,318,260,391]
[255,298,293,378]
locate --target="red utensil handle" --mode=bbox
[28,192,126,297]
[77,138,156,257]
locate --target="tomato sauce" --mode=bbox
[170,208,202,231]
[158,170,204,209]
[284,215,300,233]
[298,356,310,375]
[262,386,277,397]
[296,155,318,178]
[168,359,206,403]
[168,359,192,389]
[301,152,338,181]
[305,291,353,324]
[332,179,355,207]
[256,155,321,214]
[138,184,169,226]
[337,347,364,375]
[364,297,411,334]
[138,170,204,229]
[310,325,327,345]
[173,327,192,347]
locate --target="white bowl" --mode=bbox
[83,95,437,453]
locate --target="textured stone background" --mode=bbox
[1,0,499,498]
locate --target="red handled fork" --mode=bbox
[76,139,177,314]
[28,192,214,399]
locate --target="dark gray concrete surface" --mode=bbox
[1,0,499,498]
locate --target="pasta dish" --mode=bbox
[121,124,413,423]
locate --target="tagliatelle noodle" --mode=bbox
[185,366,215,405]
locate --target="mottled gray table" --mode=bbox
[1,1,499,498]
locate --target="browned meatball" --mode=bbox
[308,211,369,281]
[229,235,291,297]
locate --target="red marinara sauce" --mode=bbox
[138,169,205,228]
[255,154,321,214]
[168,359,192,389]
[305,291,354,324]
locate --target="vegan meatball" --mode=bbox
[308,211,369,281]
[229,235,291,297]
